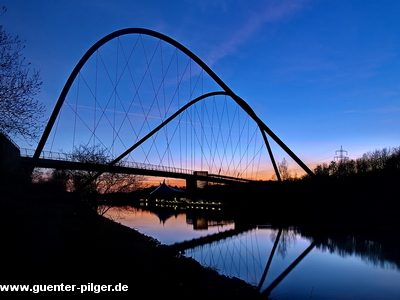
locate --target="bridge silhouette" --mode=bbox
[21,148,253,186]
[22,28,314,185]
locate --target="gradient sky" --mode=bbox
[3,0,400,176]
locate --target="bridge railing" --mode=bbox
[20,148,193,175]
[20,148,70,161]
[117,160,193,175]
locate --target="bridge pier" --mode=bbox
[0,134,30,196]
[186,171,208,191]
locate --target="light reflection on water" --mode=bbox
[101,205,235,245]
[102,205,400,300]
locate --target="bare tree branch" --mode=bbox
[0,25,44,142]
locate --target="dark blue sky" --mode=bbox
[3,0,400,176]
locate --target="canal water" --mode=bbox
[101,204,400,299]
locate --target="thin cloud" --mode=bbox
[206,0,306,66]
[344,106,400,114]
[72,104,163,120]
[372,106,400,113]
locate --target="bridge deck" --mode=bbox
[21,157,254,185]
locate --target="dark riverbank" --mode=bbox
[2,174,399,299]
[0,188,265,299]
[194,175,400,230]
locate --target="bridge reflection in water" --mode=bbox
[101,205,400,300]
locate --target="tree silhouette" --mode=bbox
[312,147,400,179]
[52,144,145,195]
[278,158,291,181]
[0,24,44,142]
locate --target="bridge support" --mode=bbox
[0,134,30,196]
[186,171,208,191]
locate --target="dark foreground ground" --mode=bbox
[2,177,399,299]
[0,188,266,299]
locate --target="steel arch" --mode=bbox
[34,28,314,178]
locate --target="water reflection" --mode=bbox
[101,204,400,299]
[301,229,400,271]
[100,205,235,244]
[270,227,298,259]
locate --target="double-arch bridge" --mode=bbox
[21,28,314,186]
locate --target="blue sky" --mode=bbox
[3,0,400,177]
